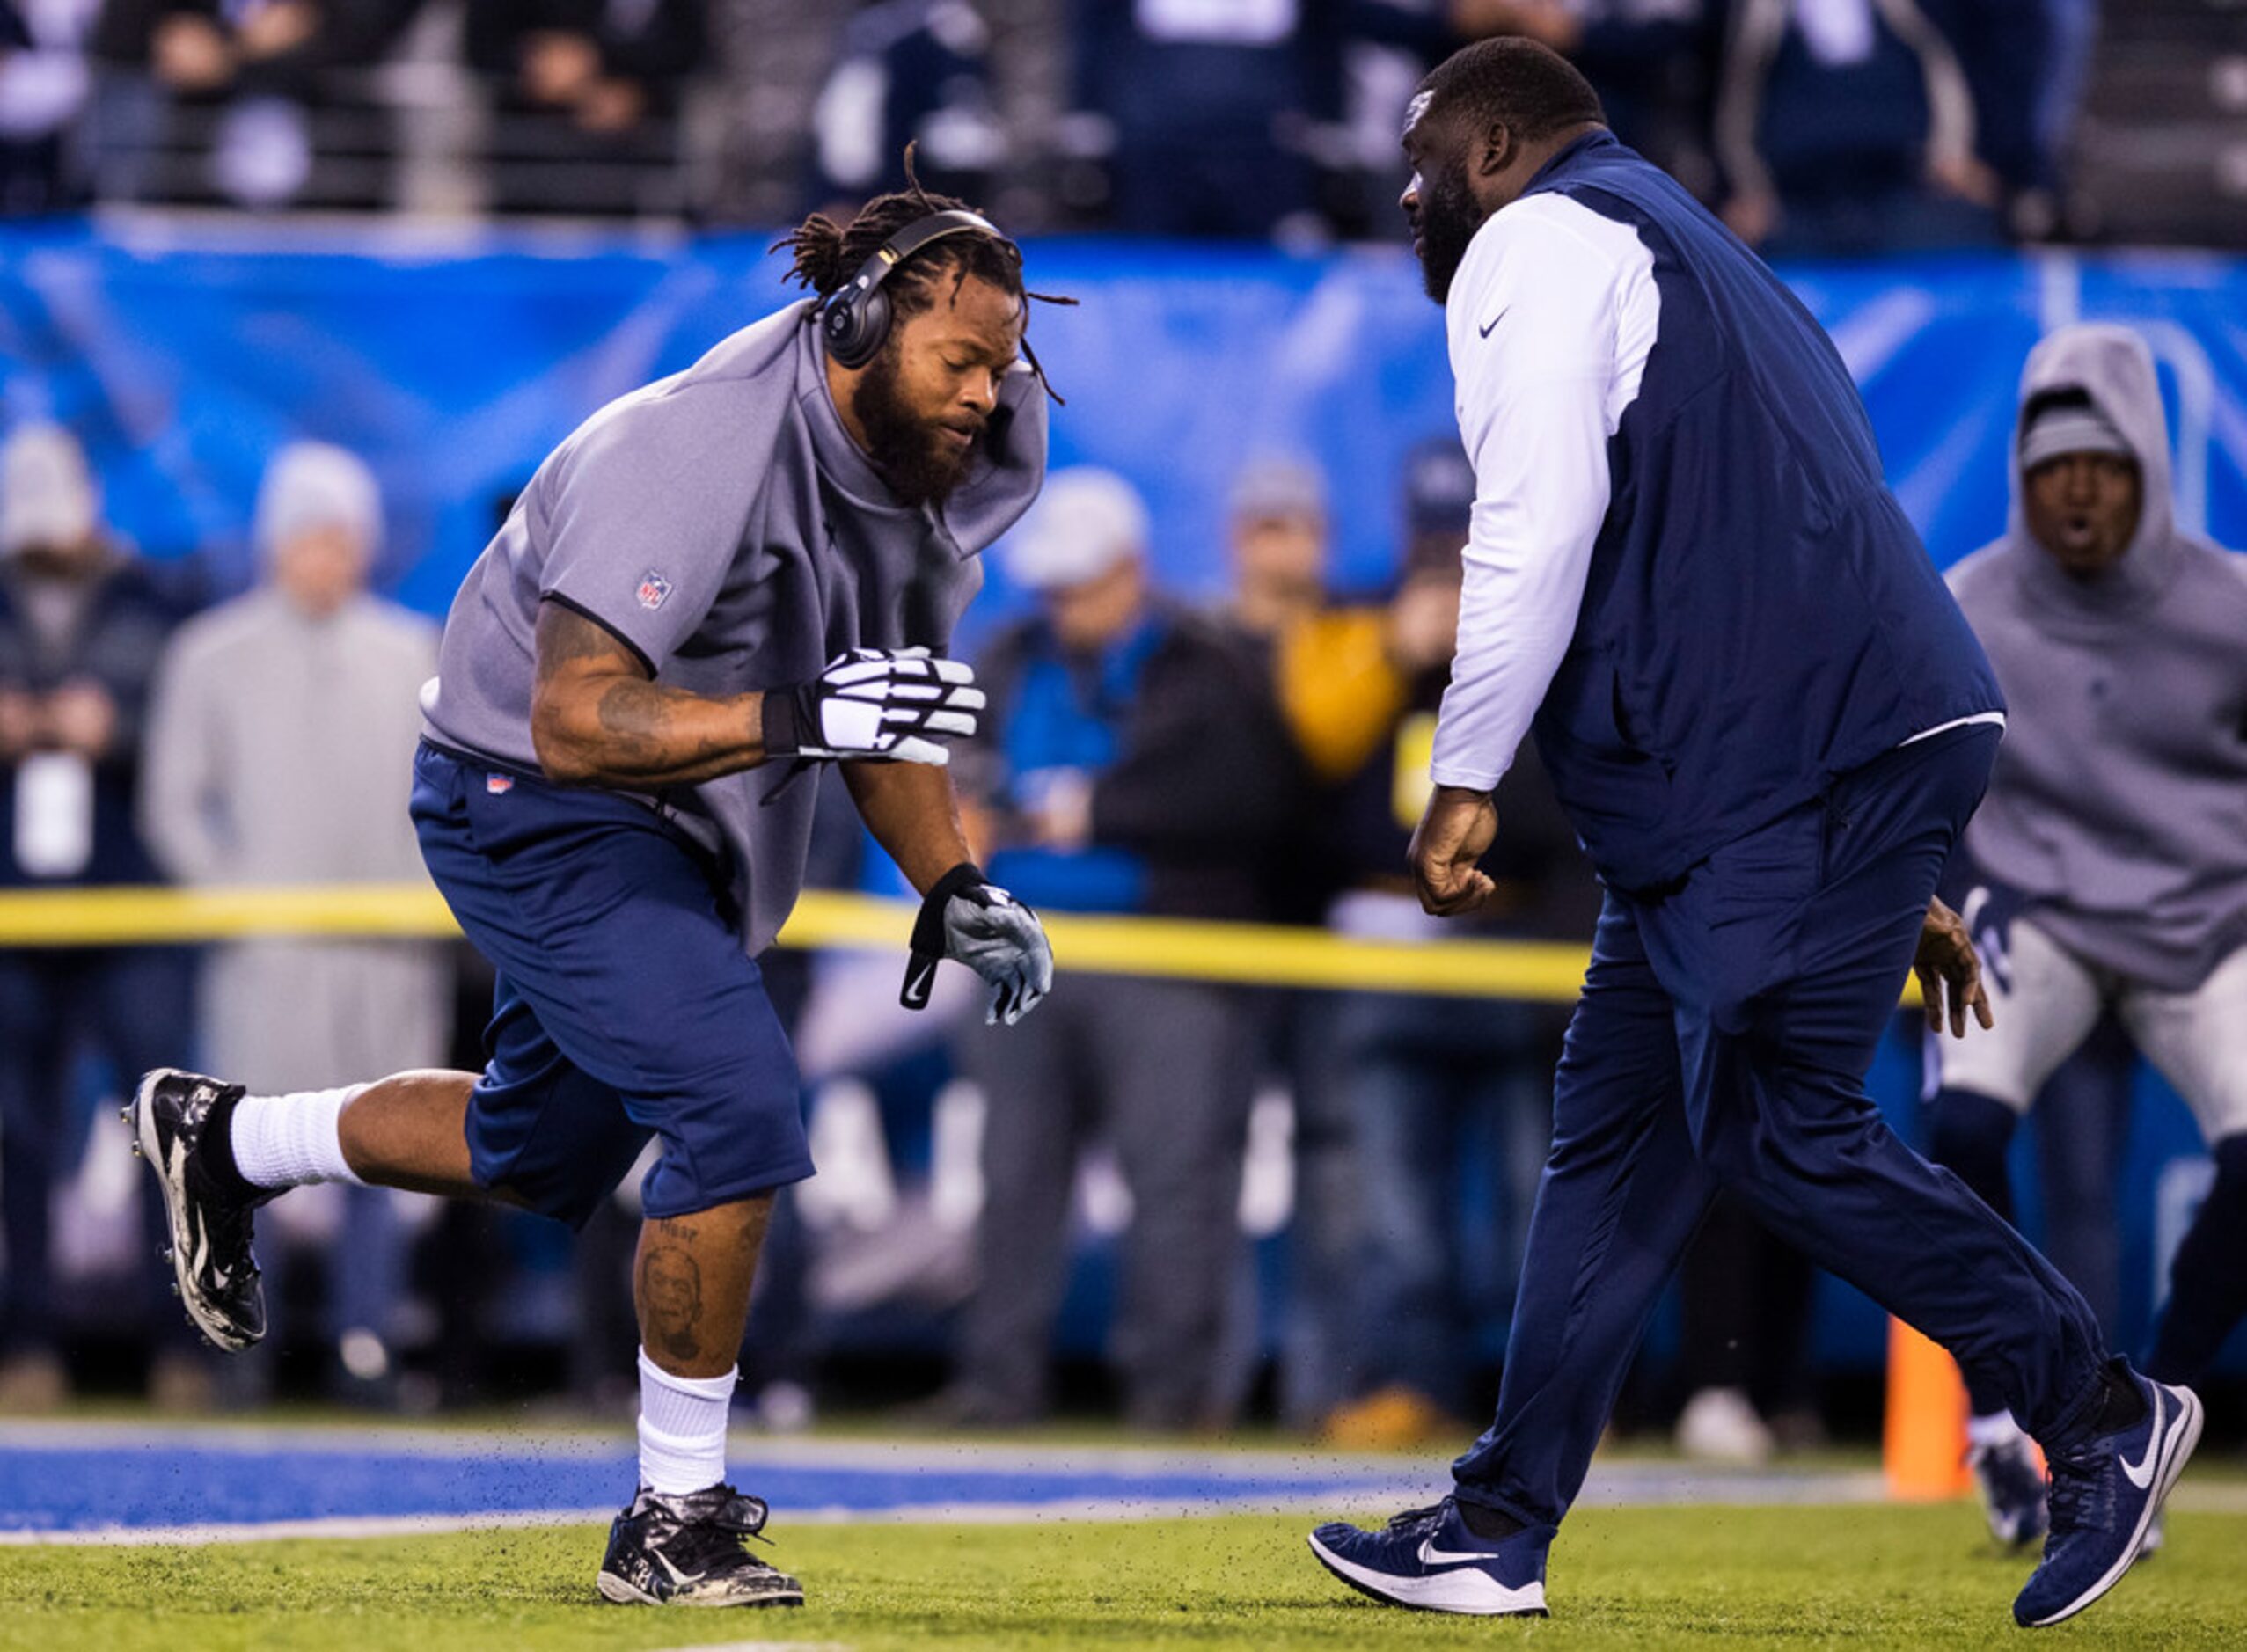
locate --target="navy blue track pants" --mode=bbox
[1453,726,2109,1527]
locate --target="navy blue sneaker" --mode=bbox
[1306,1498,1550,1616]
[2014,1372,2200,1628]
[1967,1430,2048,1549]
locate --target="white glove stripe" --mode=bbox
[878,705,979,727]
[833,683,984,706]
[886,735,950,765]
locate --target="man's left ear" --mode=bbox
[1474,120,1516,180]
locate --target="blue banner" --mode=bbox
[4,226,2243,626]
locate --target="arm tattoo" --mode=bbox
[591,679,743,781]
[597,679,684,766]
[535,603,639,686]
[531,598,761,786]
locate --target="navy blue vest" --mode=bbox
[1517,133,2002,893]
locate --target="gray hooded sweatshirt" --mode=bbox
[1948,324,2247,992]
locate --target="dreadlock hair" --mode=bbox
[1417,37,1606,145]
[775,146,1074,400]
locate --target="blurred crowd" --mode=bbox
[0,428,445,1408]
[0,2,2236,247]
[5,296,2238,1456]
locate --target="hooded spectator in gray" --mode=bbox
[1929,324,2247,1544]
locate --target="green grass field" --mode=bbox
[5,1504,2243,1650]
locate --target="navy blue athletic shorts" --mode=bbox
[409,741,813,1228]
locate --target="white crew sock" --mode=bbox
[1967,1409,2024,1450]
[638,1348,736,1495]
[229,1085,369,1189]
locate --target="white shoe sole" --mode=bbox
[131,1069,256,1354]
[1306,1533,1547,1616]
[597,1571,804,1608]
[2024,1385,2203,1629]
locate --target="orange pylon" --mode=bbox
[1884,1317,1973,1499]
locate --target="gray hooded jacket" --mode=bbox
[1947,324,2247,992]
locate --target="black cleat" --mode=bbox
[129,1068,267,1353]
[597,1484,804,1608]
[1969,1430,2049,1549]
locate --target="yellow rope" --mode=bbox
[0,883,1936,1007]
[0,882,1592,1001]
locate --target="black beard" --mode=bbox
[852,347,977,510]
[1412,159,1484,305]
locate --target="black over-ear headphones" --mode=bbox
[819,208,1014,371]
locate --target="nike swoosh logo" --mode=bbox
[1417,1535,1496,1568]
[175,1140,213,1281]
[655,1552,706,1586]
[2121,1389,2163,1489]
[1478,307,1511,338]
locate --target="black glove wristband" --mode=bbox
[760,686,811,758]
[901,860,988,1011]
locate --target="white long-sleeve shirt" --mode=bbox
[1429,192,1660,793]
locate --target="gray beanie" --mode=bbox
[255,442,382,561]
[0,423,97,557]
[2020,400,2132,471]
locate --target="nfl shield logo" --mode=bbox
[637,571,672,610]
[486,774,514,795]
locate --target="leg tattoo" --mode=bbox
[638,1236,707,1366]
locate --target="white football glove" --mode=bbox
[764,647,984,767]
[901,862,1054,1026]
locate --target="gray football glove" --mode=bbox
[763,647,984,767]
[902,862,1054,1026]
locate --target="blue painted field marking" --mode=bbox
[0,1425,1424,1537]
[0,1423,1929,1544]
